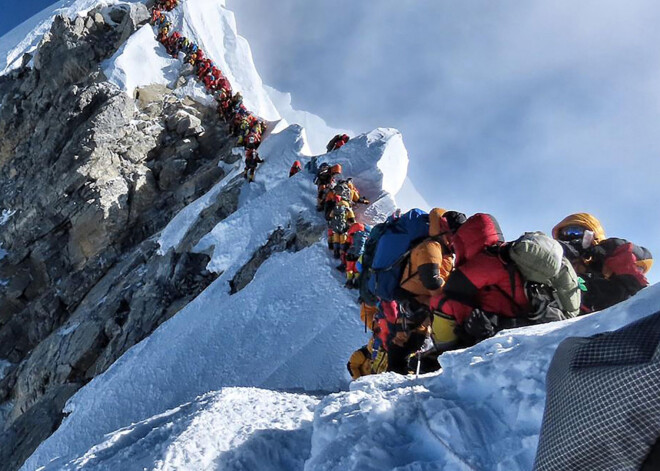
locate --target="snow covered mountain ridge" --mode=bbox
[0,0,404,467]
[0,1,657,470]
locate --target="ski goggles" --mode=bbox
[558,225,586,241]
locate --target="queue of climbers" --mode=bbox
[150,1,267,182]
[302,161,655,379]
[150,0,654,384]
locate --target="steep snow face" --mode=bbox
[306,284,660,471]
[2,0,280,121]
[35,388,318,471]
[21,122,406,470]
[314,128,406,224]
[102,24,181,96]
[0,0,143,74]
[159,0,279,120]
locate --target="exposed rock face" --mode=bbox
[230,218,324,294]
[0,5,246,468]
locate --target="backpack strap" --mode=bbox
[506,261,517,306]
[359,346,371,358]
[398,251,417,287]
[374,248,413,297]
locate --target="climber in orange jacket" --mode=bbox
[347,339,374,380]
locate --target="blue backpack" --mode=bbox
[348,229,370,257]
[364,209,430,302]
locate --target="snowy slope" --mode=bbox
[102,24,181,96]
[23,280,660,470]
[36,388,318,471]
[21,119,407,469]
[9,1,660,470]
[306,284,660,471]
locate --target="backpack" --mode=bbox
[329,204,350,234]
[348,230,369,257]
[359,222,393,306]
[334,180,352,201]
[361,209,430,304]
[508,232,580,320]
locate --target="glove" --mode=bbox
[463,309,496,340]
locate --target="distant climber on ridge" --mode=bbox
[289,161,302,177]
[326,134,350,153]
[243,149,264,183]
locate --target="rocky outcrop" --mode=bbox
[0,384,79,471]
[230,218,324,294]
[0,5,245,468]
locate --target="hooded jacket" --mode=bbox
[552,213,652,312]
[552,213,607,244]
[581,237,652,312]
[431,213,530,325]
[347,340,374,380]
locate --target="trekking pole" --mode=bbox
[415,351,421,379]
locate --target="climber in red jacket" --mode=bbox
[289,161,302,177]
[326,134,350,152]
[430,213,530,347]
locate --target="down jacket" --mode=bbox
[581,237,653,312]
[552,213,652,312]
[399,208,454,303]
[431,213,530,325]
[347,340,373,380]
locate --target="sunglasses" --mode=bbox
[558,225,586,241]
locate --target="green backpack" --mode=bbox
[509,232,581,320]
[329,204,350,234]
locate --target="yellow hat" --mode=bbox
[552,213,606,244]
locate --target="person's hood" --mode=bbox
[552,213,606,243]
[429,208,448,237]
[452,213,504,265]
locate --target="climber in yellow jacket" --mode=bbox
[347,339,374,380]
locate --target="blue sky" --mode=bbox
[0,0,54,36]
[2,0,659,283]
[225,0,660,283]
